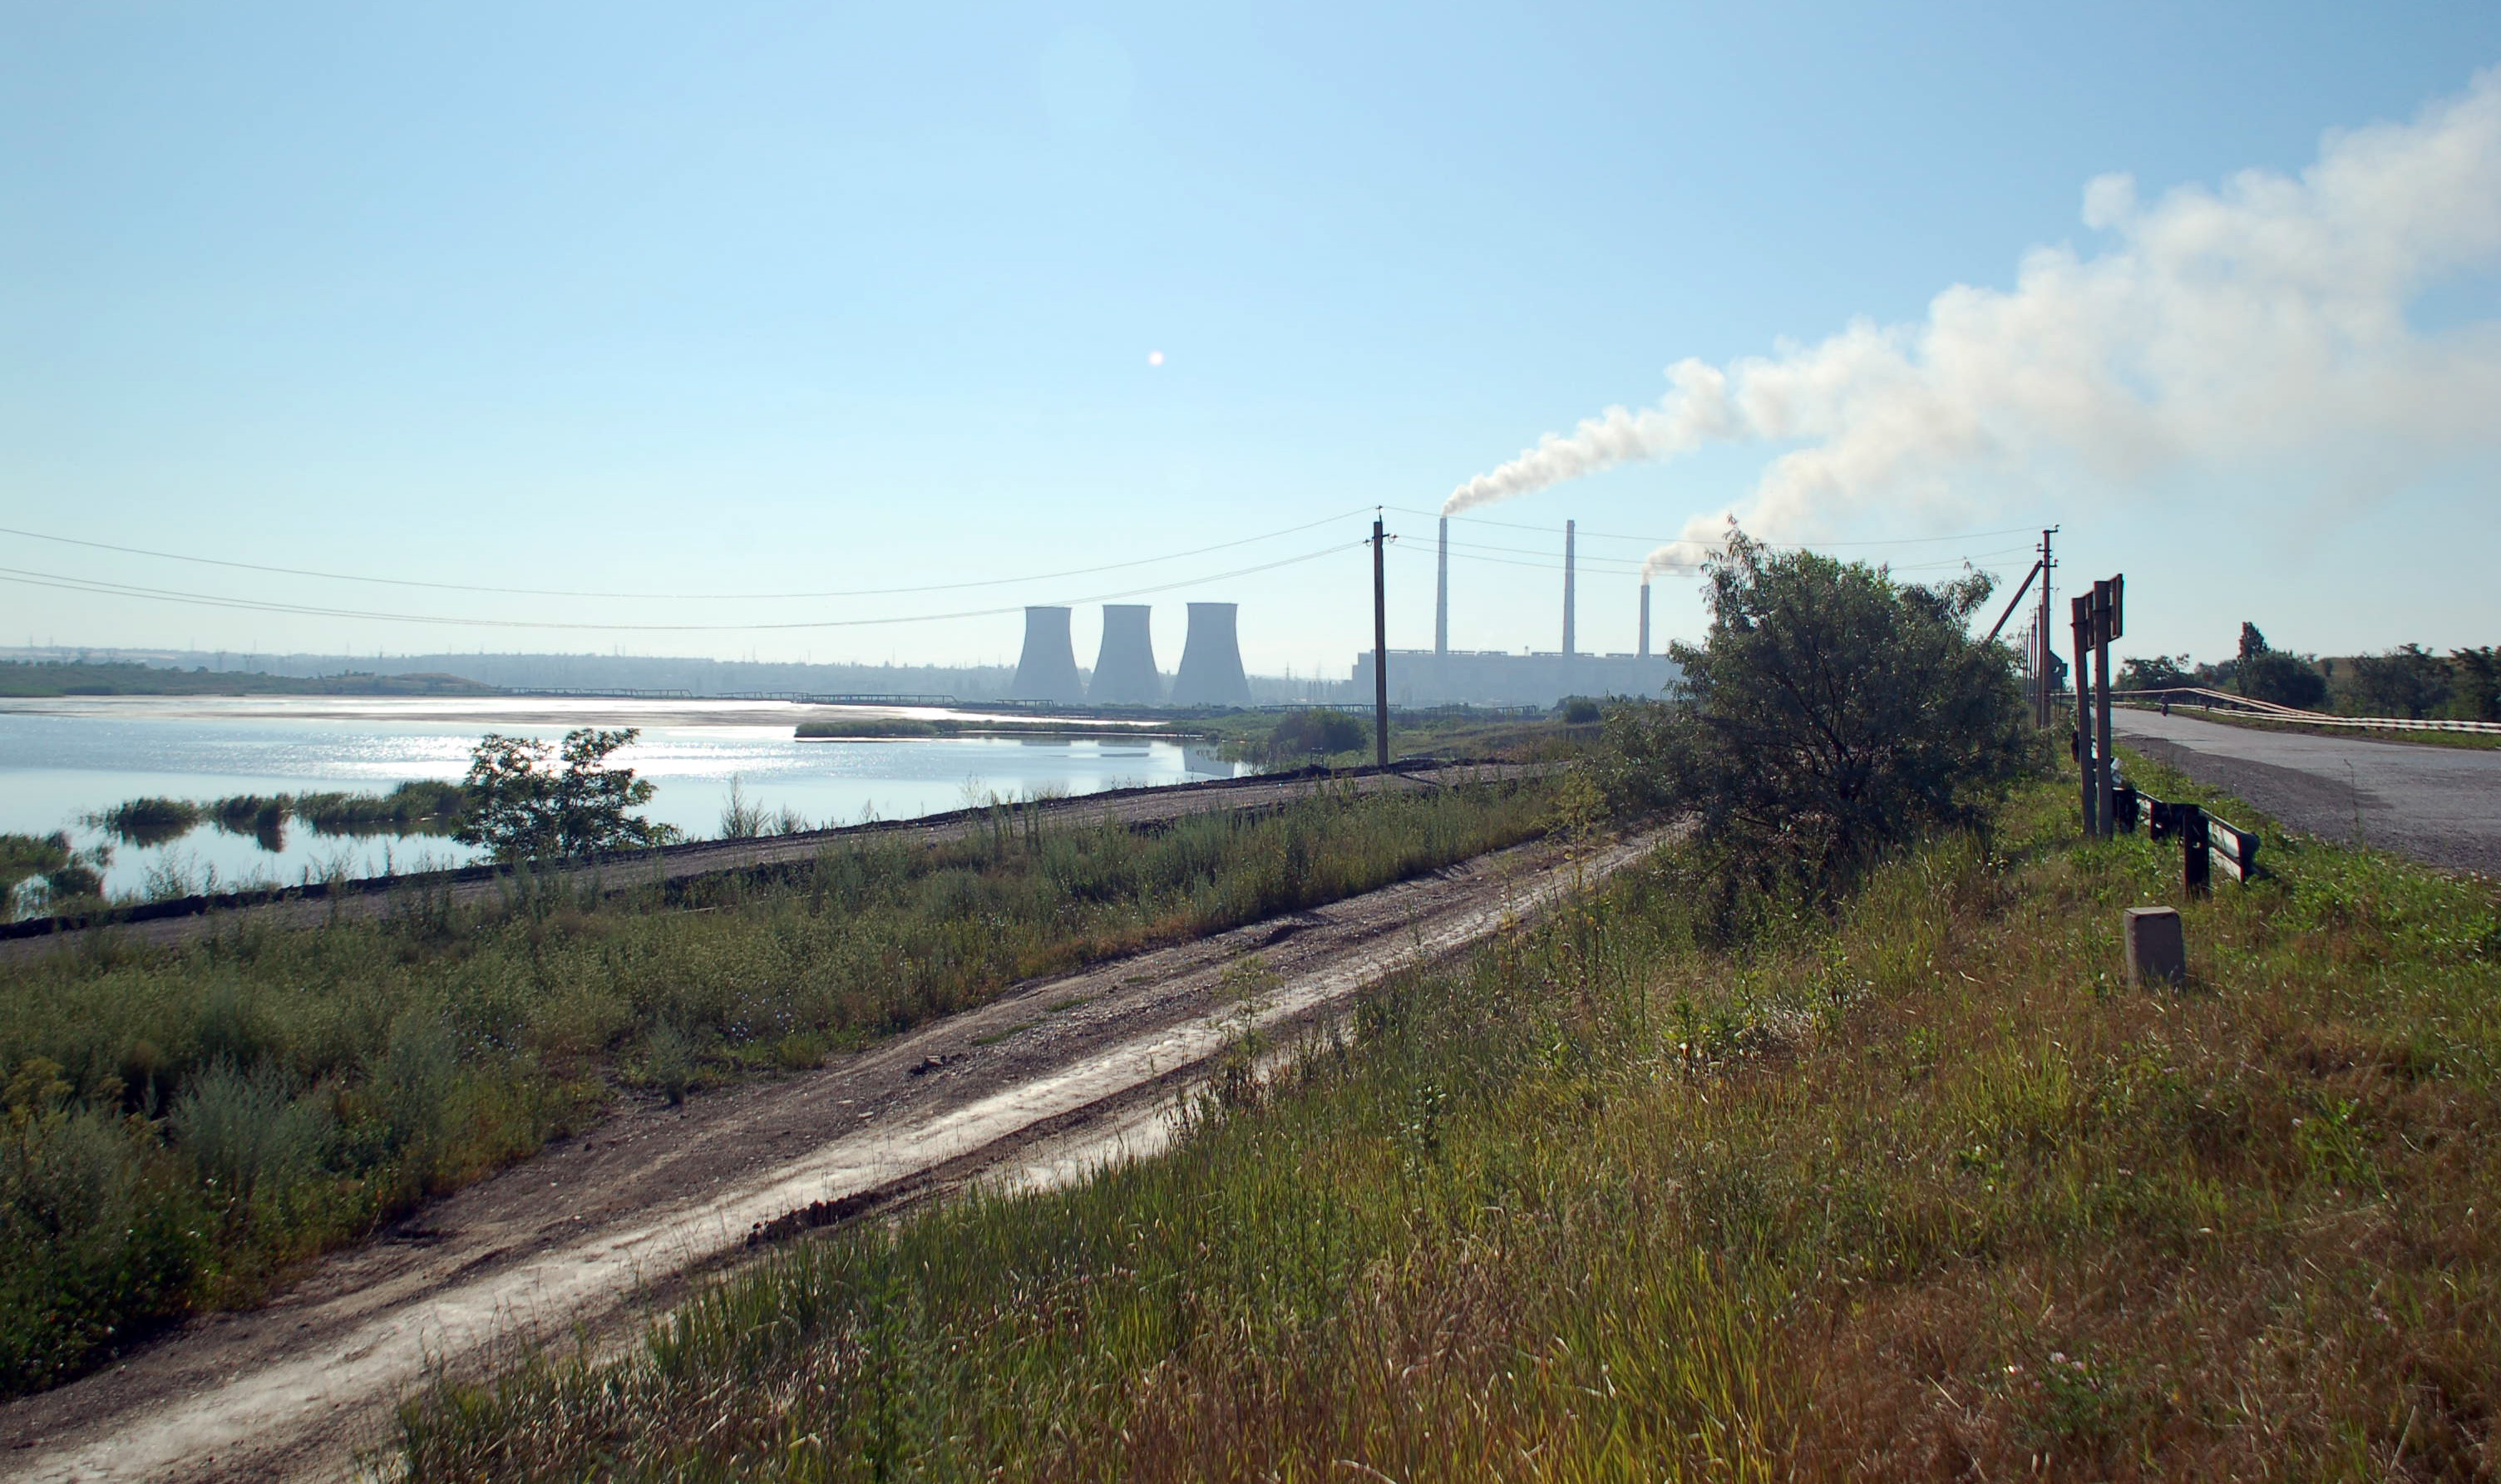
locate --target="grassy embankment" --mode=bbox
[0,777,1555,1399]
[399,752,2501,1481]
[0,660,492,698]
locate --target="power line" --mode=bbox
[0,508,1373,601]
[0,542,1364,633]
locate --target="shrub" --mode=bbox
[1595,530,2033,895]
[2237,651,2329,710]
[1266,709,1367,762]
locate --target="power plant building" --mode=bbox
[1170,601,1251,707]
[1390,513,1675,706]
[1009,606,1083,702]
[1088,604,1162,704]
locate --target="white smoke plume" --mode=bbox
[1443,71,2501,585]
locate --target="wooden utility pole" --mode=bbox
[2035,526,2058,728]
[1373,514,1390,769]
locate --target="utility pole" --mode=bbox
[1373,513,1390,770]
[2036,526,2058,728]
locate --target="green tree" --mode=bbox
[453,728,680,862]
[2119,653,2195,692]
[2237,651,2328,710]
[1595,531,2033,895]
[2342,643,2450,719]
[2449,646,2499,722]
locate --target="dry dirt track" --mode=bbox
[0,823,1670,1484]
[0,762,1542,964]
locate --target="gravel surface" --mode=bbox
[2112,710,2501,875]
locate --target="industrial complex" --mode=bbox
[1004,516,1678,709]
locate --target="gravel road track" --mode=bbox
[0,821,1665,1484]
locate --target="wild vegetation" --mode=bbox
[2122,626,2499,723]
[389,540,2500,1479]
[390,749,2501,1482]
[78,780,471,853]
[0,777,1555,1398]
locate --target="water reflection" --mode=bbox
[0,699,1252,904]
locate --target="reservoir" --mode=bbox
[0,696,1248,903]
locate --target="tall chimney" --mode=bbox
[1088,604,1161,704]
[1009,606,1082,702]
[1638,579,1650,658]
[1561,519,1576,657]
[1171,601,1251,707]
[1434,516,1449,655]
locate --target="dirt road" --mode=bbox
[0,823,1667,1484]
[2112,711,2501,875]
[0,762,1539,963]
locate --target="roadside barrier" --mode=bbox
[2110,781,2260,897]
[2111,684,2501,737]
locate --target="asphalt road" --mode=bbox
[2110,710,2501,875]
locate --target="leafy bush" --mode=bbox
[1266,708,1367,761]
[455,728,679,862]
[1595,530,2033,896]
[1555,696,1604,725]
[2237,651,2328,709]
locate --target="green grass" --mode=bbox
[393,754,2501,1482]
[0,777,1556,1398]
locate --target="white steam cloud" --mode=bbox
[1444,71,2501,585]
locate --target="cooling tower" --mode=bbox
[1561,519,1577,657]
[1434,516,1449,655]
[1171,601,1251,707]
[1009,606,1083,701]
[1638,580,1651,658]
[1088,604,1162,704]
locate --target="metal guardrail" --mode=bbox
[2110,781,2259,895]
[2111,686,2501,736]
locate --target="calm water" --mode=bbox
[0,697,1248,903]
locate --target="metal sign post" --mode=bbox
[2071,593,2097,835]
[2094,575,2122,839]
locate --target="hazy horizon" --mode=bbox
[7,4,2499,673]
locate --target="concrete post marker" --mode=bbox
[2124,905,2187,987]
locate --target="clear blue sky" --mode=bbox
[5,2,2499,675]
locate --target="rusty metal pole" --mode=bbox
[2072,593,2097,836]
[2094,576,2120,840]
[1373,515,1390,770]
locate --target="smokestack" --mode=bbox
[1088,604,1161,704]
[1009,606,1082,702]
[1561,520,1576,657]
[1638,579,1650,658]
[1171,601,1252,707]
[1434,516,1448,655]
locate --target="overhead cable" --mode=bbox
[0,508,1373,602]
[0,542,1364,633]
